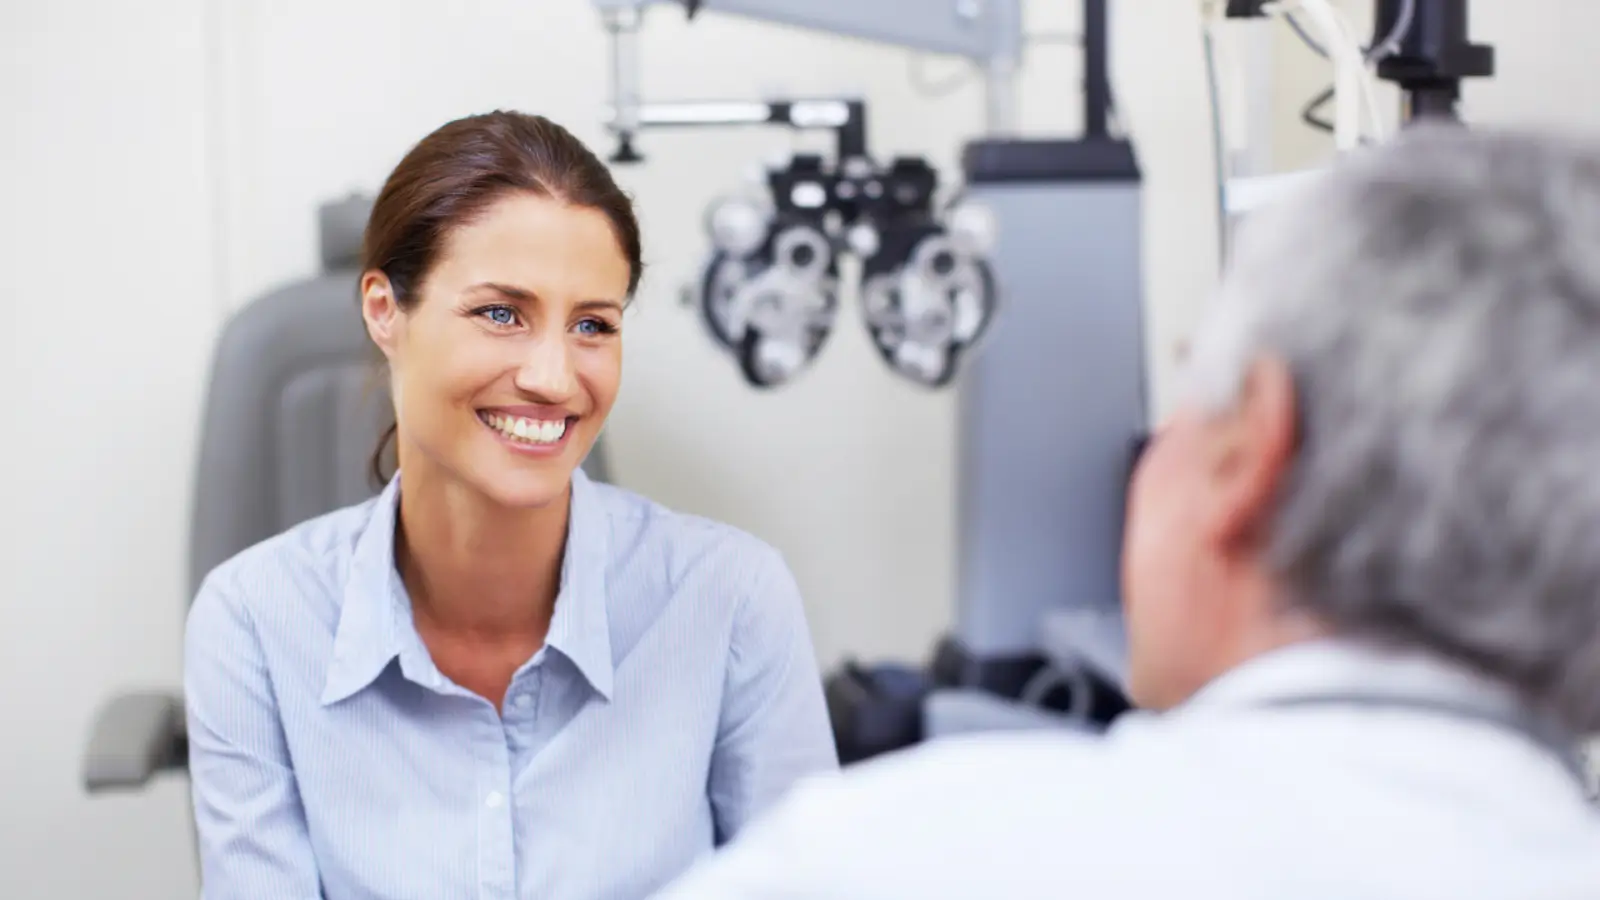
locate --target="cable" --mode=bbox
[1276,0,1416,140]
[1285,11,1330,57]
[1283,0,1415,62]
[1302,84,1335,132]
[1367,0,1416,61]
[1020,663,1095,720]
[1338,3,1392,140]
[1202,20,1232,265]
[1281,0,1387,148]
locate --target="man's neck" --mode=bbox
[1179,610,1337,708]
[394,460,570,643]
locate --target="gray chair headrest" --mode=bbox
[319,193,374,272]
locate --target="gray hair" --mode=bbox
[1188,125,1600,735]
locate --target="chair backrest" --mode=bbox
[186,194,611,599]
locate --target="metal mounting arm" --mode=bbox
[594,0,1025,159]
[591,0,1022,61]
[599,97,869,165]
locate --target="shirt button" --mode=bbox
[512,693,533,710]
[485,791,504,809]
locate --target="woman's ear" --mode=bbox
[360,271,404,359]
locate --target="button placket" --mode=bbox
[503,669,544,747]
[476,710,516,898]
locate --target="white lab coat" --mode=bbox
[655,640,1600,899]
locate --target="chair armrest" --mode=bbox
[83,690,188,793]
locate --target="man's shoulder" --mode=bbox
[834,709,1209,784]
[656,726,1191,898]
[663,705,1600,899]
[844,728,1115,787]
[763,727,1146,846]
[663,714,1380,899]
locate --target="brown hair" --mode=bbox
[361,110,644,485]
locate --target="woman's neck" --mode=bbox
[394,462,570,643]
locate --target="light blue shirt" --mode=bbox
[183,469,838,900]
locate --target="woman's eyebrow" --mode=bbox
[466,282,538,302]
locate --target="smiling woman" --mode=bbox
[360,112,641,500]
[181,110,839,900]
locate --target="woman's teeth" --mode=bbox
[481,412,567,445]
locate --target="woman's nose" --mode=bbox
[512,338,579,401]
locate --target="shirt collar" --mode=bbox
[320,468,614,706]
[1181,637,1520,713]
[545,468,615,700]
[321,474,407,706]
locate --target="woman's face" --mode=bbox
[361,191,631,510]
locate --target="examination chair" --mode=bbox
[81,194,612,795]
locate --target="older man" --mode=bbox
[654,126,1600,898]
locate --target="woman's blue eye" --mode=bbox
[484,306,517,326]
[576,318,610,336]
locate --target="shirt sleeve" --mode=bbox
[707,547,841,844]
[656,760,907,900]
[651,789,832,899]
[184,570,323,899]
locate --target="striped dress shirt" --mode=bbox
[183,468,839,900]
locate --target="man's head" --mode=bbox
[1123,126,1600,735]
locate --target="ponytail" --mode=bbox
[369,420,398,489]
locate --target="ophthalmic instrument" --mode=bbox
[592,0,1496,762]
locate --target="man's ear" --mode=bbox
[360,270,404,360]
[1204,355,1297,551]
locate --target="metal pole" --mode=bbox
[983,58,1019,137]
[604,6,644,161]
[979,0,1024,137]
[1083,0,1110,138]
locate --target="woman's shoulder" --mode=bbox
[192,495,385,623]
[587,480,794,600]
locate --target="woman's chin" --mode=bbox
[477,471,573,510]
[444,450,572,510]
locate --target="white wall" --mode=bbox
[16,2,1592,898]
[0,4,1217,895]
[1,2,214,897]
[207,0,1223,677]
